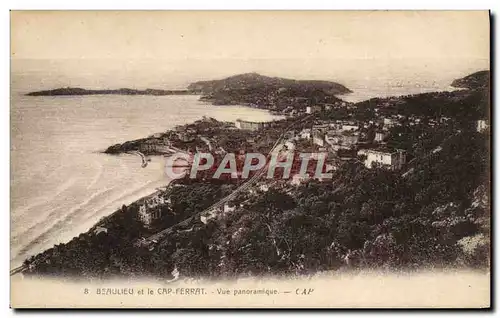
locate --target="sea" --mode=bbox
[10,58,480,268]
[10,92,288,268]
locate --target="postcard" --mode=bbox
[10,10,490,308]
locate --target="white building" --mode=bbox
[358,149,406,170]
[440,116,451,123]
[138,194,167,226]
[200,210,218,224]
[223,203,236,214]
[325,132,359,149]
[341,124,359,132]
[299,128,312,139]
[235,119,269,131]
[93,226,108,236]
[382,117,397,131]
[284,140,296,151]
[146,194,166,209]
[312,123,329,132]
[306,105,322,114]
[138,205,161,226]
[374,131,387,143]
[259,184,270,192]
[477,119,489,133]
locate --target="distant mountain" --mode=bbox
[187,72,351,95]
[26,87,195,96]
[451,70,490,90]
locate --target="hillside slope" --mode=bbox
[188,73,351,110]
[451,70,490,90]
[188,72,351,95]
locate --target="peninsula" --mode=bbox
[26,87,196,96]
[189,73,351,111]
[18,71,490,280]
[26,73,352,115]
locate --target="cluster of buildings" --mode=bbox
[309,120,363,149]
[232,109,481,172]
[320,121,361,150]
[174,126,197,142]
[138,193,170,226]
[234,119,272,131]
[357,148,407,170]
[287,117,408,170]
[305,101,353,114]
[140,126,196,149]
[276,101,352,117]
[306,105,323,114]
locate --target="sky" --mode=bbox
[10,11,490,89]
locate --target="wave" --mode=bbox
[12,153,146,238]
[11,178,165,264]
[86,159,105,190]
[85,180,163,221]
[10,175,80,228]
[11,185,116,246]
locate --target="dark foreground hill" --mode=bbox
[20,70,490,279]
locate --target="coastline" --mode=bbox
[11,154,172,269]
[13,102,282,270]
[25,87,200,97]
[13,71,490,279]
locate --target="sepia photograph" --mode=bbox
[9,10,491,308]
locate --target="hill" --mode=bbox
[187,72,351,95]
[19,71,490,279]
[451,70,490,90]
[187,73,351,111]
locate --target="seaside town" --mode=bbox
[16,70,490,280]
[132,98,488,229]
[9,10,495,311]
